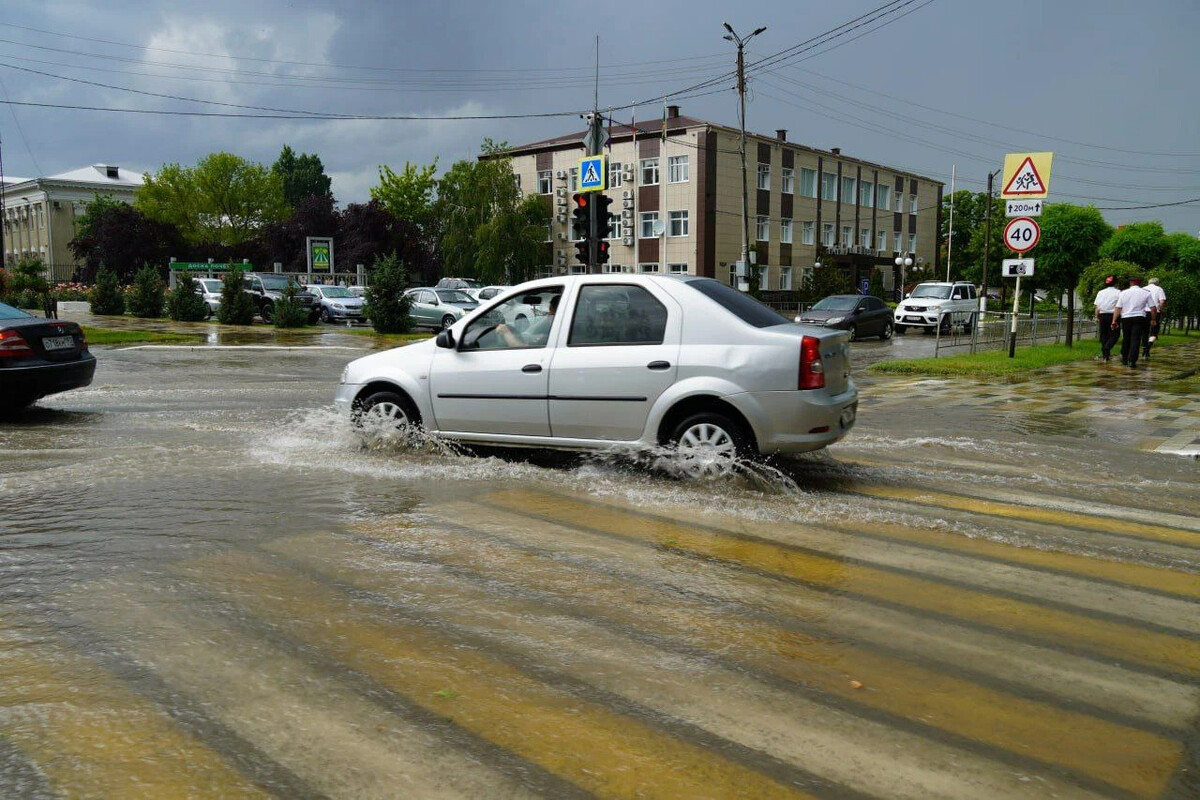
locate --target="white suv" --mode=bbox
[894,281,978,335]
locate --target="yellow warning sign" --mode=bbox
[1001,152,1053,199]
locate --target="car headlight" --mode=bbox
[826,316,844,325]
[332,303,345,311]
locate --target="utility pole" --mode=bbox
[980,167,1000,313]
[724,22,766,284]
[0,132,6,269]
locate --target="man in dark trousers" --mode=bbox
[1092,275,1119,361]
[1111,276,1152,369]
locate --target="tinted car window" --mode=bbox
[865,297,884,311]
[681,278,790,328]
[568,285,667,346]
[0,301,32,319]
[812,296,858,311]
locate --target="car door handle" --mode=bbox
[522,364,543,373]
[647,361,671,371]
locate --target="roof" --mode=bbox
[45,164,143,186]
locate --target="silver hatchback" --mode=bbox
[335,275,857,473]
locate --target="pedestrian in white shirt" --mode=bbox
[1111,276,1153,368]
[1093,275,1121,361]
[1143,277,1167,360]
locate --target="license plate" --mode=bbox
[42,335,75,351]
[905,316,922,323]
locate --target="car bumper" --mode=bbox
[325,310,367,321]
[732,386,858,454]
[894,311,941,327]
[1,353,97,403]
[334,382,363,415]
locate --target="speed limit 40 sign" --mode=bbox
[1004,217,1040,253]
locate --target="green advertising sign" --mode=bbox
[307,236,334,272]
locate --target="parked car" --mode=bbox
[0,302,96,410]
[242,273,319,324]
[347,285,367,298]
[434,277,483,292]
[471,285,510,302]
[796,294,893,341]
[893,281,978,335]
[405,288,479,330]
[335,275,857,477]
[195,278,223,318]
[307,285,368,323]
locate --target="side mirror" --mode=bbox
[435,329,455,349]
[852,307,863,314]
[904,293,911,299]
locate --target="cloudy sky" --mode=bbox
[1,0,1197,233]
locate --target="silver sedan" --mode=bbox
[336,275,857,474]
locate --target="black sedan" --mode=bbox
[0,302,96,410]
[795,294,894,341]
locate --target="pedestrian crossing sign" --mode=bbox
[1001,152,1053,199]
[578,155,606,192]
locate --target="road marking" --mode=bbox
[172,552,815,800]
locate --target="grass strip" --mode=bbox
[82,327,205,345]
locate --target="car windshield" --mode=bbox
[318,287,354,298]
[259,274,295,291]
[911,285,952,299]
[0,301,32,319]
[680,278,791,328]
[437,290,474,303]
[199,280,223,292]
[811,296,859,311]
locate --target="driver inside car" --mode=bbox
[495,293,560,348]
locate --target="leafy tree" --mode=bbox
[868,269,886,300]
[126,265,165,318]
[1153,269,1199,331]
[800,266,852,303]
[1078,259,1142,316]
[217,265,256,325]
[272,278,311,328]
[1098,221,1170,269]
[7,256,48,297]
[72,194,124,241]
[272,145,333,207]
[166,273,209,321]
[435,140,550,284]
[89,265,126,315]
[137,153,288,246]
[338,200,431,282]
[1163,232,1200,275]
[371,160,438,228]
[69,202,183,284]
[1031,204,1112,346]
[363,252,412,334]
[939,190,1006,292]
[258,194,340,273]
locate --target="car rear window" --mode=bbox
[0,301,33,319]
[679,278,790,328]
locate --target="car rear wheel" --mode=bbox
[261,302,275,323]
[669,412,748,479]
[939,315,952,335]
[962,313,976,333]
[441,314,456,330]
[881,321,894,340]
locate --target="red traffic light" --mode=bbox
[573,192,588,208]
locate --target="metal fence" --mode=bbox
[932,310,1100,356]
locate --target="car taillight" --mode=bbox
[798,335,825,390]
[0,329,34,357]
[79,329,88,351]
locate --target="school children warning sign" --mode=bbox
[1001,152,1053,199]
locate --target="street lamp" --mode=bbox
[895,254,913,300]
[723,22,766,280]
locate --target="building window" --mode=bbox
[757,163,770,190]
[878,229,888,252]
[909,233,917,252]
[860,228,871,247]
[668,263,688,274]
[895,231,904,252]
[800,168,817,198]
[802,220,815,245]
[545,222,553,243]
[610,162,623,188]
[602,263,623,274]
[610,217,624,240]
[859,181,873,208]
[756,215,770,242]
[876,184,890,210]
[640,158,659,186]
[821,222,835,247]
[894,193,903,213]
[779,266,793,290]
[841,176,856,204]
[639,263,660,273]
[639,211,659,238]
[841,225,853,246]
[821,172,838,201]
[668,155,689,183]
[668,210,689,237]
[910,194,919,214]
[570,168,579,192]
[758,266,770,290]
[537,170,553,195]
[780,219,793,244]
[781,167,794,194]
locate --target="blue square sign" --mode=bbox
[578,155,606,192]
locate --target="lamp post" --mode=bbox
[895,254,913,301]
[723,22,766,279]
[979,167,1002,313]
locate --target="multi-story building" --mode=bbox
[1,164,143,280]
[502,106,942,294]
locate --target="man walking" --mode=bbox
[1143,276,1167,360]
[1111,276,1152,369]
[1093,275,1120,361]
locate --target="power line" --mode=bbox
[0,74,41,174]
[0,99,581,121]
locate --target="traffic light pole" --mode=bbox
[584,112,605,273]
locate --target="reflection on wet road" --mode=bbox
[1,345,1197,798]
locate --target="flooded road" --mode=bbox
[2,343,1198,798]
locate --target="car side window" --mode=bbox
[865,297,882,311]
[951,287,964,299]
[967,285,977,299]
[460,287,564,351]
[419,290,435,305]
[568,285,667,347]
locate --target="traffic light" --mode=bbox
[594,194,614,241]
[574,238,590,265]
[596,239,610,266]
[571,193,591,242]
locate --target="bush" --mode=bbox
[869,270,886,300]
[363,252,412,334]
[1078,259,1142,316]
[272,278,311,328]
[8,256,48,297]
[126,265,165,318]
[166,273,210,321]
[50,282,91,302]
[217,266,256,325]
[89,266,126,316]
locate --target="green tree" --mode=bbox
[1031,204,1112,346]
[166,273,209,321]
[1098,221,1170,269]
[363,252,412,334]
[1078,259,1142,316]
[6,256,49,305]
[126,264,165,318]
[73,194,124,241]
[370,160,438,227]
[89,265,126,316]
[272,145,333,207]
[217,265,256,325]
[272,278,311,328]
[868,269,885,300]
[1163,232,1200,275]
[435,140,550,284]
[137,153,288,247]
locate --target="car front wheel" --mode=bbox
[356,390,417,434]
[881,321,893,340]
[669,412,748,479]
[261,302,275,323]
[847,324,858,342]
[321,307,333,324]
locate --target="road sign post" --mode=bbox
[1003,218,1040,358]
